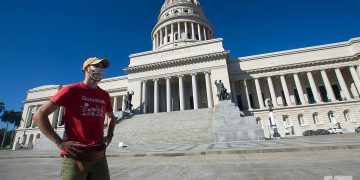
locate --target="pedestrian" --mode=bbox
[34,57,116,180]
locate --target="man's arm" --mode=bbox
[102,112,116,146]
[33,101,63,145]
[33,101,86,155]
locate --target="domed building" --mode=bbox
[13,0,360,150]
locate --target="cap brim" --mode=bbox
[91,59,109,68]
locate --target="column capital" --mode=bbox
[165,76,172,80]
[153,79,159,82]
[142,80,148,83]
[203,71,211,75]
[190,72,197,76]
[177,74,184,78]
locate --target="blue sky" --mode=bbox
[1,0,360,128]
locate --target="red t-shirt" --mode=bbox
[50,82,112,155]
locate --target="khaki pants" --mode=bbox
[61,156,110,180]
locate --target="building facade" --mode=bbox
[13,0,360,149]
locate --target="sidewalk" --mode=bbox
[1,133,359,159]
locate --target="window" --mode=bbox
[256,117,262,125]
[298,114,305,126]
[313,113,320,124]
[249,94,255,109]
[328,111,336,124]
[294,89,301,105]
[332,85,342,101]
[184,9,189,13]
[174,10,179,14]
[283,115,290,127]
[167,35,171,43]
[306,87,316,104]
[187,33,191,39]
[319,86,329,102]
[195,34,199,40]
[344,110,352,122]
[175,33,179,40]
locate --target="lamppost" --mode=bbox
[267,99,278,139]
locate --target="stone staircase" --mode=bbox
[108,108,214,149]
[108,100,264,149]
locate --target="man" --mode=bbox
[34,57,116,180]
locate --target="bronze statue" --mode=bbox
[124,91,134,111]
[215,80,229,101]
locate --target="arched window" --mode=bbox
[174,10,179,14]
[184,9,189,13]
[283,115,290,127]
[167,35,171,43]
[313,112,320,124]
[175,33,179,40]
[328,111,336,124]
[344,110,352,122]
[256,117,261,125]
[298,114,305,126]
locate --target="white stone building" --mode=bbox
[13,0,360,149]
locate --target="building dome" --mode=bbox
[152,0,215,50]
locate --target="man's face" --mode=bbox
[87,63,105,82]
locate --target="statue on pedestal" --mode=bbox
[215,80,229,101]
[124,91,134,111]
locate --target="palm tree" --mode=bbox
[8,111,22,146]
[0,111,9,148]
[0,110,21,148]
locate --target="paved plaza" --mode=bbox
[0,134,359,180]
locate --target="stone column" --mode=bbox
[197,24,202,40]
[160,28,163,46]
[191,22,195,39]
[164,25,168,44]
[349,66,360,96]
[152,37,155,50]
[184,22,188,39]
[254,78,265,109]
[171,23,174,42]
[307,71,322,103]
[320,69,336,102]
[121,96,126,111]
[357,66,360,78]
[112,96,118,112]
[204,72,213,108]
[154,79,159,113]
[243,80,252,110]
[142,81,147,114]
[177,22,181,40]
[334,68,351,100]
[203,27,207,40]
[293,73,307,105]
[57,107,64,127]
[267,76,278,107]
[155,33,158,49]
[166,77,172,112]
[191,73,199,109]
[280,75,292,106]
[178,75,185,111]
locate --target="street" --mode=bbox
[0,149,359,180]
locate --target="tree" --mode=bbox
[0,102,4,114]
[1,110,22,148]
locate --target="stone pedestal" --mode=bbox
[212,100,265,142]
